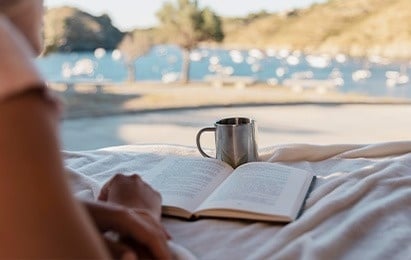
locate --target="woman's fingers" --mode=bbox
[103,235,137,260]
[95,174,171,258]
[98,173,163,220]
[84,201,171,259]
[119,209,171,259]
[134,209,172,240]
[97,178,111,201]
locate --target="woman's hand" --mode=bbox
[81,199,171,259]
[87,173,171,259]
[98,174,162,221]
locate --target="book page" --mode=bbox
[196,162,312,218]
[143,156,232,213]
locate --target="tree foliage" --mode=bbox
[157,0,224,48]
[156,0,224,83]
[201,7,224,42]
[118,31,153,81]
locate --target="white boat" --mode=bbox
[368,55,390,65]
[332,77,344,87]
[352,69,371,81]
[277,49,290,59]
[305,55,330,68]
[161,72,179,83]
[111,49,122,60]
[209,56,220,65]
[397,75,409,85]
[286,55,300,66]
[248,48,265,60]
[61,62,72,78]
[386,78,397,88]
[275,67,287,78]
[61,59,95,78]
[190,51,202,61]
[329,68,343,79]
[208,63,222,73]
[385,68,409,87]
[397,65,409,85]
[335,54,347,63]
[385,71,400,79]
[251,63,261,73]
[265,48,277,57]
[94,48,106,59]
[222,66,235,76]
[229,50,244,64]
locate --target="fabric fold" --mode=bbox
[64,142,411,259]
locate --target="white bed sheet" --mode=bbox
[64,142,411,260]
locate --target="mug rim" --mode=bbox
[216,117,253,125]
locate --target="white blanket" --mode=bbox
[64,142,411,260]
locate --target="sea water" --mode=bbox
[35,44,411,99]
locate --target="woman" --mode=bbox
[0,0,171,258]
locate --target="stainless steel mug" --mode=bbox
[196,117,259,168]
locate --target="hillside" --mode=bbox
[223,0,411,58]
[43,6,124,53]
[43,0,411,59]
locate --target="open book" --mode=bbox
[142,156,314,223]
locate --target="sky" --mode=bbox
[44,0,327,31]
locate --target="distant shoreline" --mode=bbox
[41,46,411,62]
[49,82,411,119]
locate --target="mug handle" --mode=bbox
[196,127,215,158]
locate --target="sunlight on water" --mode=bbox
[37,45,411,99]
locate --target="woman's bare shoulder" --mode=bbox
[0,16,45,102]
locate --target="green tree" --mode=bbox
[157,0,224,83]
[118,31,152,82]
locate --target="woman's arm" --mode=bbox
[0,91,171,259]
[0,16,109,258]
[0,90,110,258]
[0,16,171,259]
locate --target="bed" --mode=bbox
[64,141,411,259]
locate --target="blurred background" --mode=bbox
[40,0,411,151]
